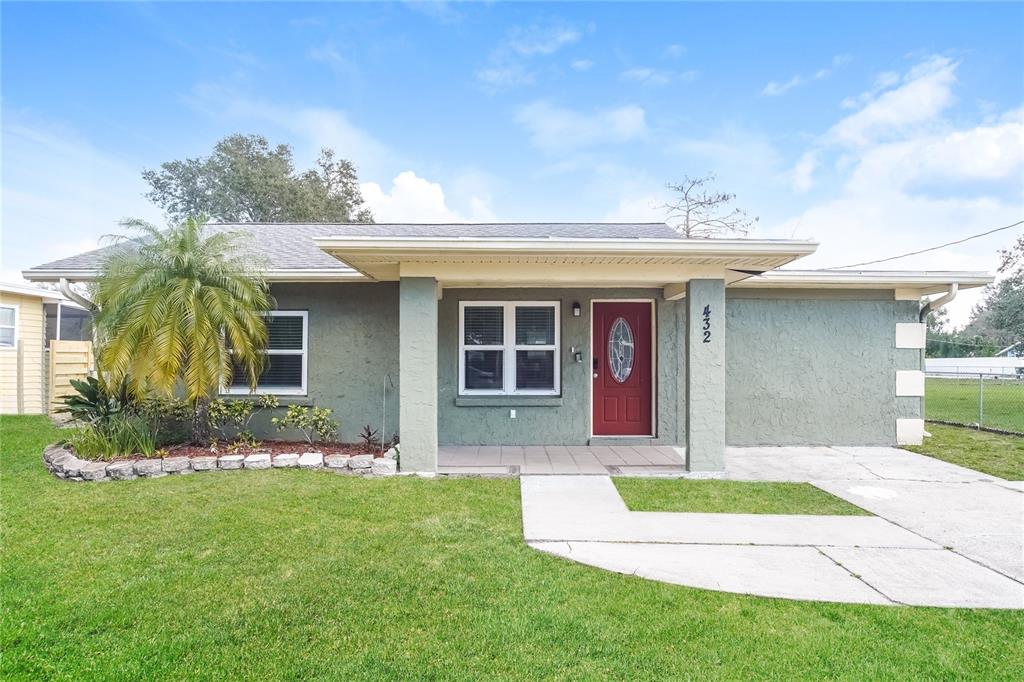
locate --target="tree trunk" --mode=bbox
[192,397,212,445]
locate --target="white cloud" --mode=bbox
[570,59,594,72]
[664,44,686,59]
[761,54,852,97]
[516,101,646,152]
[621,68,697,86]
[506,24,581,56]
[829,55,958,146]
[604,194,668,222]
[790,151,817,193]
[1,113,163,281]
[360,171,494,222]
[768,57,1019,327]
[476,21,582,92]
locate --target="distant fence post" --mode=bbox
[48,339,94,415]
[978,373,985,428]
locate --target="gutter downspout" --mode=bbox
[916,283,959,438]
[59,278,96,311]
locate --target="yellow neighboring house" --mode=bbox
[0,282,91,415]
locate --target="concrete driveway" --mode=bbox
[524,446,1024,608]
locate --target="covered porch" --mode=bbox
[316,231,819,473]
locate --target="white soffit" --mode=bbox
[734,270,993,295]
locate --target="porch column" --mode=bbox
[399,277,438,472]
[685,278,726,471]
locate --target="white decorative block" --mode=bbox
[219,454,245,470]
[324,454,350,469]
[244,453,272,469]
[273,453,300,468]
[896,418,925,445]
[895,370,926,397]
[298,452,324,469]
[895,323,926,349]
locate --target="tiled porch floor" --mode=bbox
[438,445,686,476]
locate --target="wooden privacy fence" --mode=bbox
[47,339,93,415]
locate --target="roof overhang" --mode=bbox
[734,269,994,298]
[314,236,819,291]
[0,282,67,302]
[22,268,367,284]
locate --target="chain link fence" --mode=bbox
[925,368,1024,434]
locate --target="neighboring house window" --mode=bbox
[0,305,16,348]
[224,311,307,395]
[459,302,560,395]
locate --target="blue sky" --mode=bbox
[3,1,1022,324]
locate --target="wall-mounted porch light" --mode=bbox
[572,302,581,317]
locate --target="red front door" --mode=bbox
[592,302,653,436]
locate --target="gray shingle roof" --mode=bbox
[27,222,681,273]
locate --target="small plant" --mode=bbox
[66,414,158,461]
[359,424,381,450]
[59,376,131,426]
[208,395,278,443]
[226,432,260,453]
[271,404,338,445]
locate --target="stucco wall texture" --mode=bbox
[258,283,919,450]
[437,288,684,446]
[724,294,921,446]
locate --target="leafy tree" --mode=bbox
[92,216,273,442]
[662,173,758,238]
[964,233,1024,349]
[142,134,374,224]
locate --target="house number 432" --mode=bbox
[702,304,712,343]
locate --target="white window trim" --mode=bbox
[459,301,560,396]
[222,310,308,396]
[0,304,18,350]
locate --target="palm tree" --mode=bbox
[93,216,273,442]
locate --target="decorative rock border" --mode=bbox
[42,443,399,482]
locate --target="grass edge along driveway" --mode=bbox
[613,478,869,515]
[905,423,1024,480]
[2,415,1022,680]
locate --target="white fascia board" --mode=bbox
[314,236,819,259]
[735,269,993,290]
[0,281,67,301]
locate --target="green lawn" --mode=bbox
[926,377,1024,433]
[614,478,868,515]
[906,423,1024,481]
[2,416,1022,680]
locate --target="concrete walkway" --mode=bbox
[523,447,1024,608]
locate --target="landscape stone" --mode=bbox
[244,453,272,469]
[273,453,300,468]
[324,454,350,469]
[162,456,191,473]
[349,454,373,469]
[134,459,163,476]
[219,454,245,470]
[384,447,398,460]
[190,456,218,471]
[80,461,109,481]
[50,452,75,471]
[106,461,137,480]
[298,452,324,469]
[371,457,398,476]
[43,444,67,464]
[62,457,86,477]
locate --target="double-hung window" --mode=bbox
[459,302,559,396]
[0,305,16,349]
[224,310,308,395]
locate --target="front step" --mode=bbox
[587,436,658,446]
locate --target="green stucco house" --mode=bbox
[25,223,992,473]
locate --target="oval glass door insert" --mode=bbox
[608,317,635,383]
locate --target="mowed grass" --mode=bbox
[907,423,1024,481]
[926,377,1024,433]
[3,416,1023,680]
[613,478,868,515]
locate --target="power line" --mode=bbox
[926,336,1000,348]
[827,219,1024,270]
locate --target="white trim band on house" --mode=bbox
[895,323,927,349]
[734,270,993,296]
[23,268,367,283]
[896,418,926,446]
[896,370,926,397]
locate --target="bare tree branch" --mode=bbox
[661,173,758,238]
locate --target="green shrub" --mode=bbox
[58,376,131,426]
[208,395,278,443]
[271,404,338,445]
[66,414,158,460]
